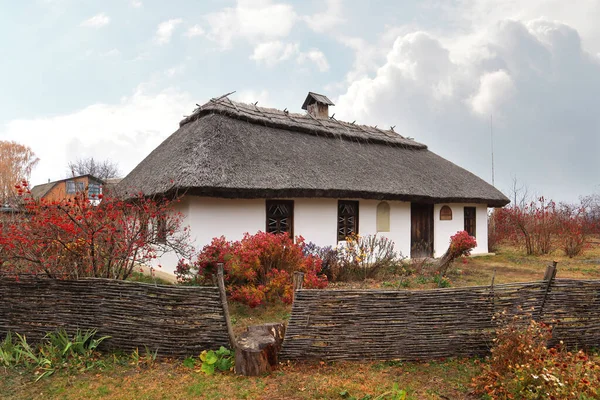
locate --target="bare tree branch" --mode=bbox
[67,157,121,181]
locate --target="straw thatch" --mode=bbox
[119,96,509,206]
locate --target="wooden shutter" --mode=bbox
[338,200,359,241]
[266,200,294,237]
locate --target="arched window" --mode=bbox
[376,201,390,232]
[440,205,453,221]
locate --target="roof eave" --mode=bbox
[152,186,509,207]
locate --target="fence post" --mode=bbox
[217,263,237,349]
[536,261,558,321]
[489,268,496,316]
[292,271,304,302]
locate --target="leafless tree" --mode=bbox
[67,157,121,181]
[508,175,531,209]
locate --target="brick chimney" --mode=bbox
[301,92,334,119]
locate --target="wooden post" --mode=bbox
[536,261,558,321]
[216,263,236,350]
[292,271,304,302]
[489,268,496,317]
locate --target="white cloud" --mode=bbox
[336,19,600,201]
[165,65,186,78]
[155,18,183,45]
[469,70,515,115]
[131,0,142,7]
[297,49,330,72]
[303,0,345,33]
[250,41,329,71]
[250,41,299,66]
[80,13,110,28]
[1,86,194,186]
[185,24,205,38]
[204,0,296,49]
[234,89,270,105]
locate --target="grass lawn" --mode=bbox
[1,358,481,400]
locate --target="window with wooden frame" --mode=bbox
[464,207,476,237]
[440,205,453,220]
[338,200,359,241]
[266,200,294,237]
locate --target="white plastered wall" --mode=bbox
[155,197,414,274]
[433,203,489,257]
[358,200,412,259]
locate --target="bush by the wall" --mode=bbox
[336,234,403,281]
[176,232,327,307]
[436,231,477,276]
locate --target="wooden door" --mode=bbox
[411,203,434,258]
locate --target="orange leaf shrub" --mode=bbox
[472,311,600,399]
[176,232,328,307]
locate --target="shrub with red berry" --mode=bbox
[472,311,600,399]
[436,230,477,276]
[176,232,328,307]
[0,182,191,280]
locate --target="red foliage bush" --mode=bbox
[176,232,328,307]
[472,311,600,399]
[448,230,477,257]
[0,182,191,279]
[436,231,477,276]
[492,197,594,257]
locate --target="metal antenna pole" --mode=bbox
[491,114,495,187]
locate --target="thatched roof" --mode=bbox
[119,96,509,207]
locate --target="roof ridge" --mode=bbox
[179,98,427,150]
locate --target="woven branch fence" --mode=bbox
[0,276,229,357]
[280,273,600,361]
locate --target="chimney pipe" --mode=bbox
[301,92,334,119]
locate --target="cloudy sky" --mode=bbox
[1,0,599,202]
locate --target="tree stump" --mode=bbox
[234,323,285,376]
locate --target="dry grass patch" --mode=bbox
[1,358,481,400]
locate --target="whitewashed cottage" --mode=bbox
[119,92,509,274]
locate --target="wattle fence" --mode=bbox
[0,276,229,357]
[2,268,600,362]
[279,276,600,361]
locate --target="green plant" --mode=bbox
[199,346,234,375]
[0,329,111,381]
[433,274,451,288]
[129,346,157,368]
[0,332,23,367]
[183,356,196,369]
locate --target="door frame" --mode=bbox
[410,203,434,258]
